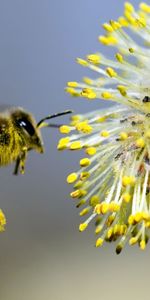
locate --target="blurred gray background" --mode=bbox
[0,0,148,299]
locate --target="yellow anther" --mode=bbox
[113,224,120,235]
[83,77,93,85]
[101,202,109,214]
[117,85,127,96]
[96,116,107,122]
[67,81,78,87]
[116,53,124,63]
[87,54,101,64]
[145,221,150,228]
[98,35,118,45]
[71,115,80,122]
[81,88,96,99]
[59,125,71,134]
[124,2,134,13]
[76,122,93,134]
[67,173,78,184]
[119,132,128,140]
[70,189,82,198]
[109,201,120,212]
[142,212,150,221]
[89,195,100,207]
[110,20,121,30]
[95,238,104,247]
[140,3,150,13]
[0,209,6,231]
[101,91,113,99]
[137,17,146,27]
[74,180,83,189]
[79,207,91,216]
[118,16,129,27]
[136,138,145,148]
[100,130,109,137]
[85,147,96,156]
[129,237,138,245]
[106,215,115,226]
[76,58,88,66]
[80,171,90,181]
[57,137,70,150]
[128,214,135,225]
[94,204,101,215]
[122,175,135,186]
[103,23,113,32]
[122,192,131,203]
[106,67,117,77]
[70,141,82,150]
[80,158,91,167]
[95,225,102,234]
[65,87,80,97]
[140,239,146,250]
[107,227,113,239]
[79,223,88,232]
[134,212,142,223]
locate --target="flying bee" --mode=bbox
[0,106,72,175]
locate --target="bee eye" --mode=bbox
[17,118,35,136]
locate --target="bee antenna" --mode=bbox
[37,110,73,128]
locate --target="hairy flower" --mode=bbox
[58,2,150,254]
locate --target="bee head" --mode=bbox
[11,108,44,154]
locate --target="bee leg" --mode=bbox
[13,148,27,175]
[13,157,21,175]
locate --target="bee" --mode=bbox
[0,106,72,175]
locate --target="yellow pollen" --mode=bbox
[67,81,78,87]
[98,35,118,45]
[79,207,91,216]
[0,209,6,231]
[79,223,88,232]
[142,212,150,221]
[124,2,134,13]
[76,58,88,67]
[107,227,113,239]
[95,225,102,234]
[129,237,138,245]
[106,215,115,226]
[57,137,70,150]
[117,85,127,96]
[106,67,117,77]
[109,201,120,212]
[76,122,93,134]
[116,53,124,63]
[136,138,145,148]
[101,91,113,99]
[140,240,146,250]
[128,214,135,225]
[122,192,131,203]
[70,141,82,150]
[100,130,110,137]
[87,54,101,64]
[134,212,142,223]
[119,132,128,140]
[122,176,135,187]
[71,115,80,121]
[101,202,109,214]
[59,125,71,134]
[94,204,101,214]
[80,158,91,167]
[81,88,96,99]
[80,171,90,181]
[118,16,129,27]
[65,87,80,97]
[140,3,150,13]
[83,77,93,85]
[110,20,121,30]
[85,147,96,156]
[103,23,113,32]
[95,238,104,247]
[67,173,78,184]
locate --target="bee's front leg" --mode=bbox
[13,147,27,175]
